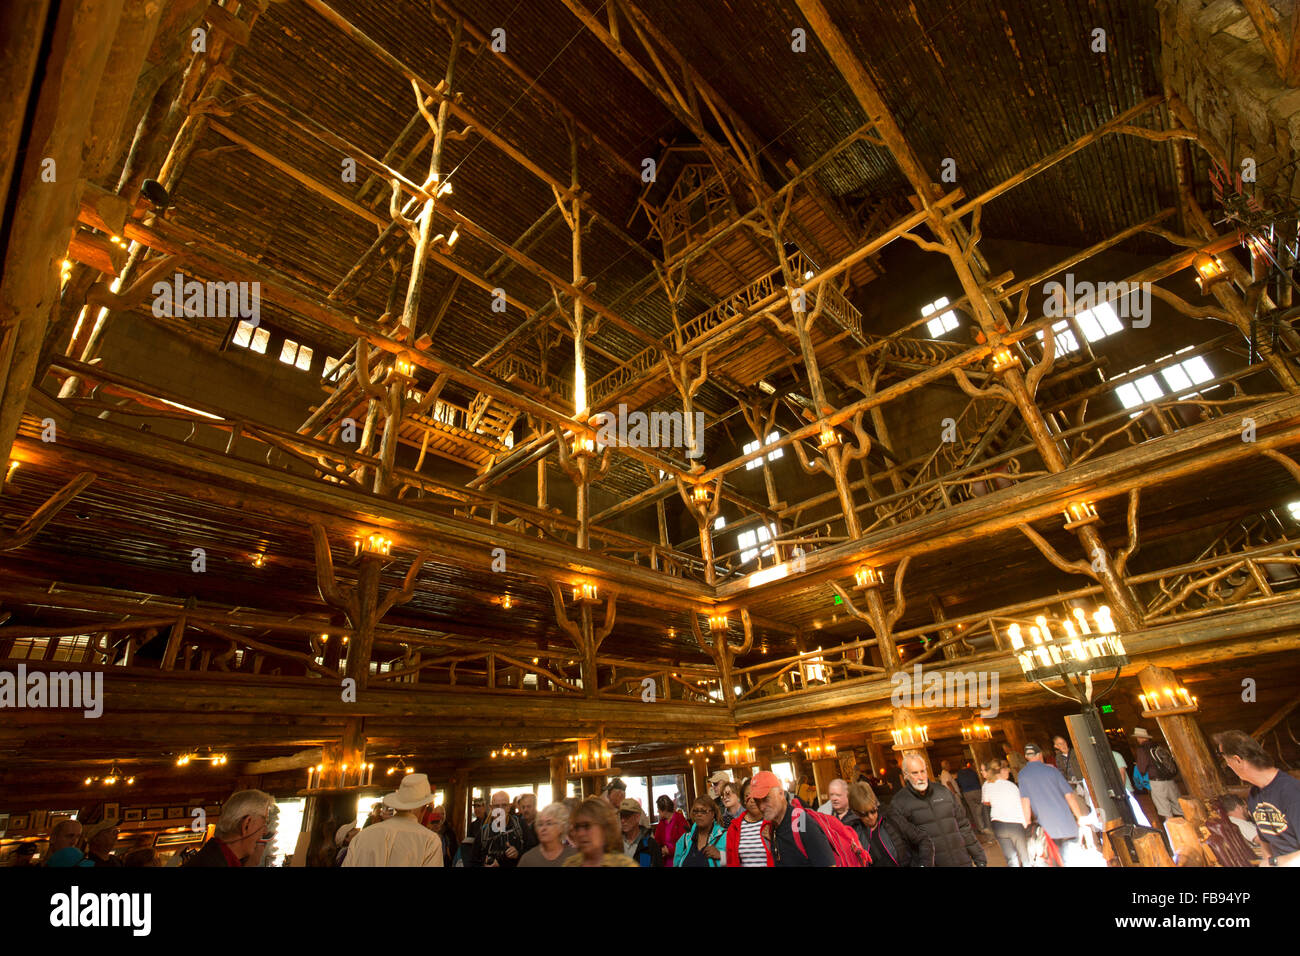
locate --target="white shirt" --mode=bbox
[982,778,1025,825]
[1230,815,1259,845]
[342,815,443,867]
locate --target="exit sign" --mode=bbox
[833,593,843,605]
[1100,704,1114,714]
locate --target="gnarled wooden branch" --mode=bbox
[839,409,874,466]
[1114,489,1141,577]
[0,472,96,552]
[378,550,433,618]
[594,592,618,650]
[791,436,832,477]
[85,255,182,312]
[545,580,583,648]
[1017,522,1095,578]
[310,522,358,619]
[1024,324,1056,399]
[886,554,912,633]
[953,365,1014,405]
[1263,448,1300,486]
[354,339,389,402]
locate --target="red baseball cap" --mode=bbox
[749,771,783,799]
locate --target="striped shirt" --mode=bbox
[738,818,767,866]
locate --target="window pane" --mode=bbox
[295,345,313,371]
[250,327,270,354]
[1181,355,1213,384]
[1161,364,1192,392]
[233,320,254,348]
[1095,302,1123,335]
[1076,309,1104,342]
[926,316,948,338]
[1135,375,1163,402]
[279,340,298,364]
[323,356,340,379]
[714,516,726,530]
[1115,383,1142,409]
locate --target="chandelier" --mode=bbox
[1007,604,1127,700]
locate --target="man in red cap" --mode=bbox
[750,771,835,866]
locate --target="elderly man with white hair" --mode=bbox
[887,754,986,867]
[343,774,443,867]
[185,789,276,867]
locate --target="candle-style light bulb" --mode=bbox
[1008,623,1023,650]
[1030,626,1042,645]
[1073,606,1091,635]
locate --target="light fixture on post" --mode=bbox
[4,459,18,483]
[1062,500,1100,529]
[960,722,993,743]
[990,346,1021,373]
[890,726,930,750]
[1192,252,1228,293]
[250,553,267,569]
[691,483,712,506]
[707,612,728,632]
[355,532,392,557]
[572,580,599,605]
[571,432,596,457]
[393,356,415,378]
[817,423,841,450]
[853,564,884,590]
[499,593,513,611]
[1138,684,1198,717]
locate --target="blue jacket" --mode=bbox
[673,821,728,867]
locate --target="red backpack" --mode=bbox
[787,799,871,867]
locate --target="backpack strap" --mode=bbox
[790,805,808,858]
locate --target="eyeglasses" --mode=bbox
[691,808,712,816]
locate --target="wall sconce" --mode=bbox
[1062,500,1099,529]
[5,459,19,483]
[708,613,728,632]
[817,425,840,450]
[854,565,884,589]
[1139,685,1198,715]
[1193,253,1228,293]
[571,434,595,456]
[500,593,512,610]
[961,722,993,742]
[990,347,1020,373]
[394,357,415,378]
[572,581,598,604]
[491,746,529,759]
[356,532,392,556]
[250,553,267,569]
[803,742,837,759]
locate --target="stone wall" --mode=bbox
[1160,0,1300,201]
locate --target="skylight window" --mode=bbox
[1115,374,1164,410]
[1036,319,1080,355]
[323,355,342,380]
[232,319,269,354]
[1287,501,1300,522]
[922,296,958,338]
[714,516,726,530]
[1074,302,1123,343]
[743,431,783,470]
[279,339,315,370]
[737,524,775,563]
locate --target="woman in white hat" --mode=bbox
[342,774,443,867]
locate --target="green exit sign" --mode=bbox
[833,593,843,606]
[1100,704,1114,714]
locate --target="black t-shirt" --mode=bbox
[1249,770,1300,855]
[770,804,836,867]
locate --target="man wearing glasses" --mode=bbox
[185,789,275,867]
[751,771,836,866]
[1215,730,1300,867]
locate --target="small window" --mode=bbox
[1075,302,1124,343]
[714,516,726,530]
[744,439,762,470]
[1036,320,1079,355]
[233,320,255,348]
[922,296,958,338]
[764,430,783,462]
[738,524,775,563]
[1287,502,1300,522]
[249,327,269,354]
[323,356,342,380]
[1116,374,1163,410]
[279,339,299,365]
[744,432,782,470]
[295,345,314,371]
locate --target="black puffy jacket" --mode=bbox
[887,780,986,867]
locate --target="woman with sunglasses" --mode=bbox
[674,796,728,867]
[849,781,910,867]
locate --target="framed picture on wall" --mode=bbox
[167,807,184,818]
[0,813,8,835]
[124,809,143,822]
[104,803,120,821]
[9,815,28,831]
[145,808,164,821]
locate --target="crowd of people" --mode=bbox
[7,725,1298,868]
